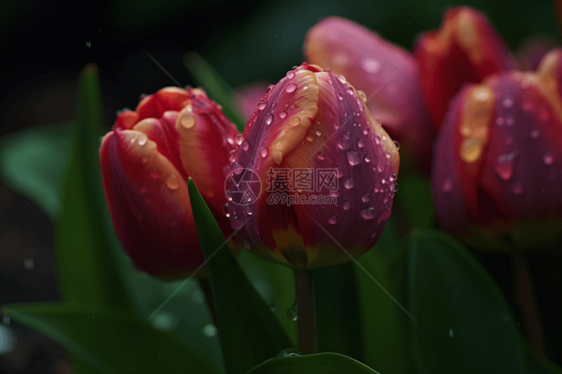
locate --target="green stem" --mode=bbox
[512,252,547,357]
[294,270,317,354]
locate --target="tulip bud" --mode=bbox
[100,87,240,279]
[305,17,434,169]
[432,50,562,250]
[225,64,400,269]
[414,7,515,129]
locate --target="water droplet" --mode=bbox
[357,139,365,148]
[346,87,354,95]
[223,203,230,217]
[343,201,351,210]
[337,75,347,84]
[364,154,372,163]
[166,174,179,190]
[494,151,518,180]
[329,189,341,197]
[394,140,400,150]
[203,323,218,337]
[258,102,267,110]
[260,147,268,158]
[360,207,376,220]
[392,183,399,193]
[337,92,344,101]
[151,170,161,180]
[460,138,482,162]
[512,181,523,195]
[139,184,149,194]
[286,70,295,79]
[240,140,249,152]
[235,134,244,145]
[362,193,371,202]
[374,136,381,145]
[141,157,148,164]
[306,135,314,142]
[544,152,555,165]
[328,216,338,224]
[285,83,297,93]
[316,152,325,160]
[442,177,453,193]
[180,114,195,129]
[24,258,34,270]
[362,58,380,73]
[344,178,355,189]
[287,302,299,322]
[279,111,287,119]
[288,117,301,127]
[316,130,322,136]
[502,97,514,108]
[531,130,540,139]
[346,150,361,166]
[137,133,148,145]
[265,113,274,125]
[231,215,244,230]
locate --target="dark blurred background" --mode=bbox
[0,0,559,372]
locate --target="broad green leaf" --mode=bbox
[356,230,417,374]
[527,346,562,374]
[245,352,379,374]
[0,122,72,218]
[407,229,526,374]
[314,262,362,360]
[4,303,216,374]
[236,251,297,345]
[397,175,434,229]
[188,179,293,374]
[183,51,246,132]
[55,64,132,308]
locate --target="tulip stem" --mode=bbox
[512,252,547,357]
[198,278,217,325]
[294,270,317,354]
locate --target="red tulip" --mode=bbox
[225,63,400,269]
[100,87,240,279]
[305,17,434,169]
[432,49,562,250]
[414,7,515,129]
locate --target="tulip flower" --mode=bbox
[225,63,400,270]
[100,87,240,280]
[414,7,515,129]
[432,49,562,250]
[305,17,434,169]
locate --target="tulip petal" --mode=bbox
[100,129,202,280]
[305,16,434,168]
[415,7,515,128]
[136,87,191,121]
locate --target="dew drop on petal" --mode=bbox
[442,176,453,193]
[317,152,325,160]
[337,75,347,84]
[279,111,287,119]
[328,215,338,224]
[151,170,161,180]
[306,134,314,142]
[494,151,517,180]
[362,58,380,73]
[364,154,372,163]
[360,207,376,220]
[258,102,267,110]
[137,133,148,145]
[335,166,344,178]
[357,139,365,148]
[512,181,524,195]
[392,182,399,193]
[260,147,268,158]
[180,114,196,129]
[265,113,274,125]
[329,189,341,197]
[235,134,244,145]
[285,83,297,93]
[502,97,514,108]
[337,92,344,101]
[286,70,295,79]
[242,140,250,151]
[496,117,504,126]
[346,150,361,166]
[344,178,355,189]
[343,201,351,210]
[288,117,301,127]
[231,215,244,230]
[544,152,555,165]
[394,140,400,150]
[362,193,371,202]
[316,130,322,136]
[166,174,179,190]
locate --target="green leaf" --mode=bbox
[183,51,246,132]
[0,121,73,218]
[527,346,562,374]
[314,262,362,360]
[3,303,217,374]
[396,175,435,229]
[356,232,417,374]
[188,179,293,374]
[55,64,132,308]
[245,352,379,374]
[407,229,526,374]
